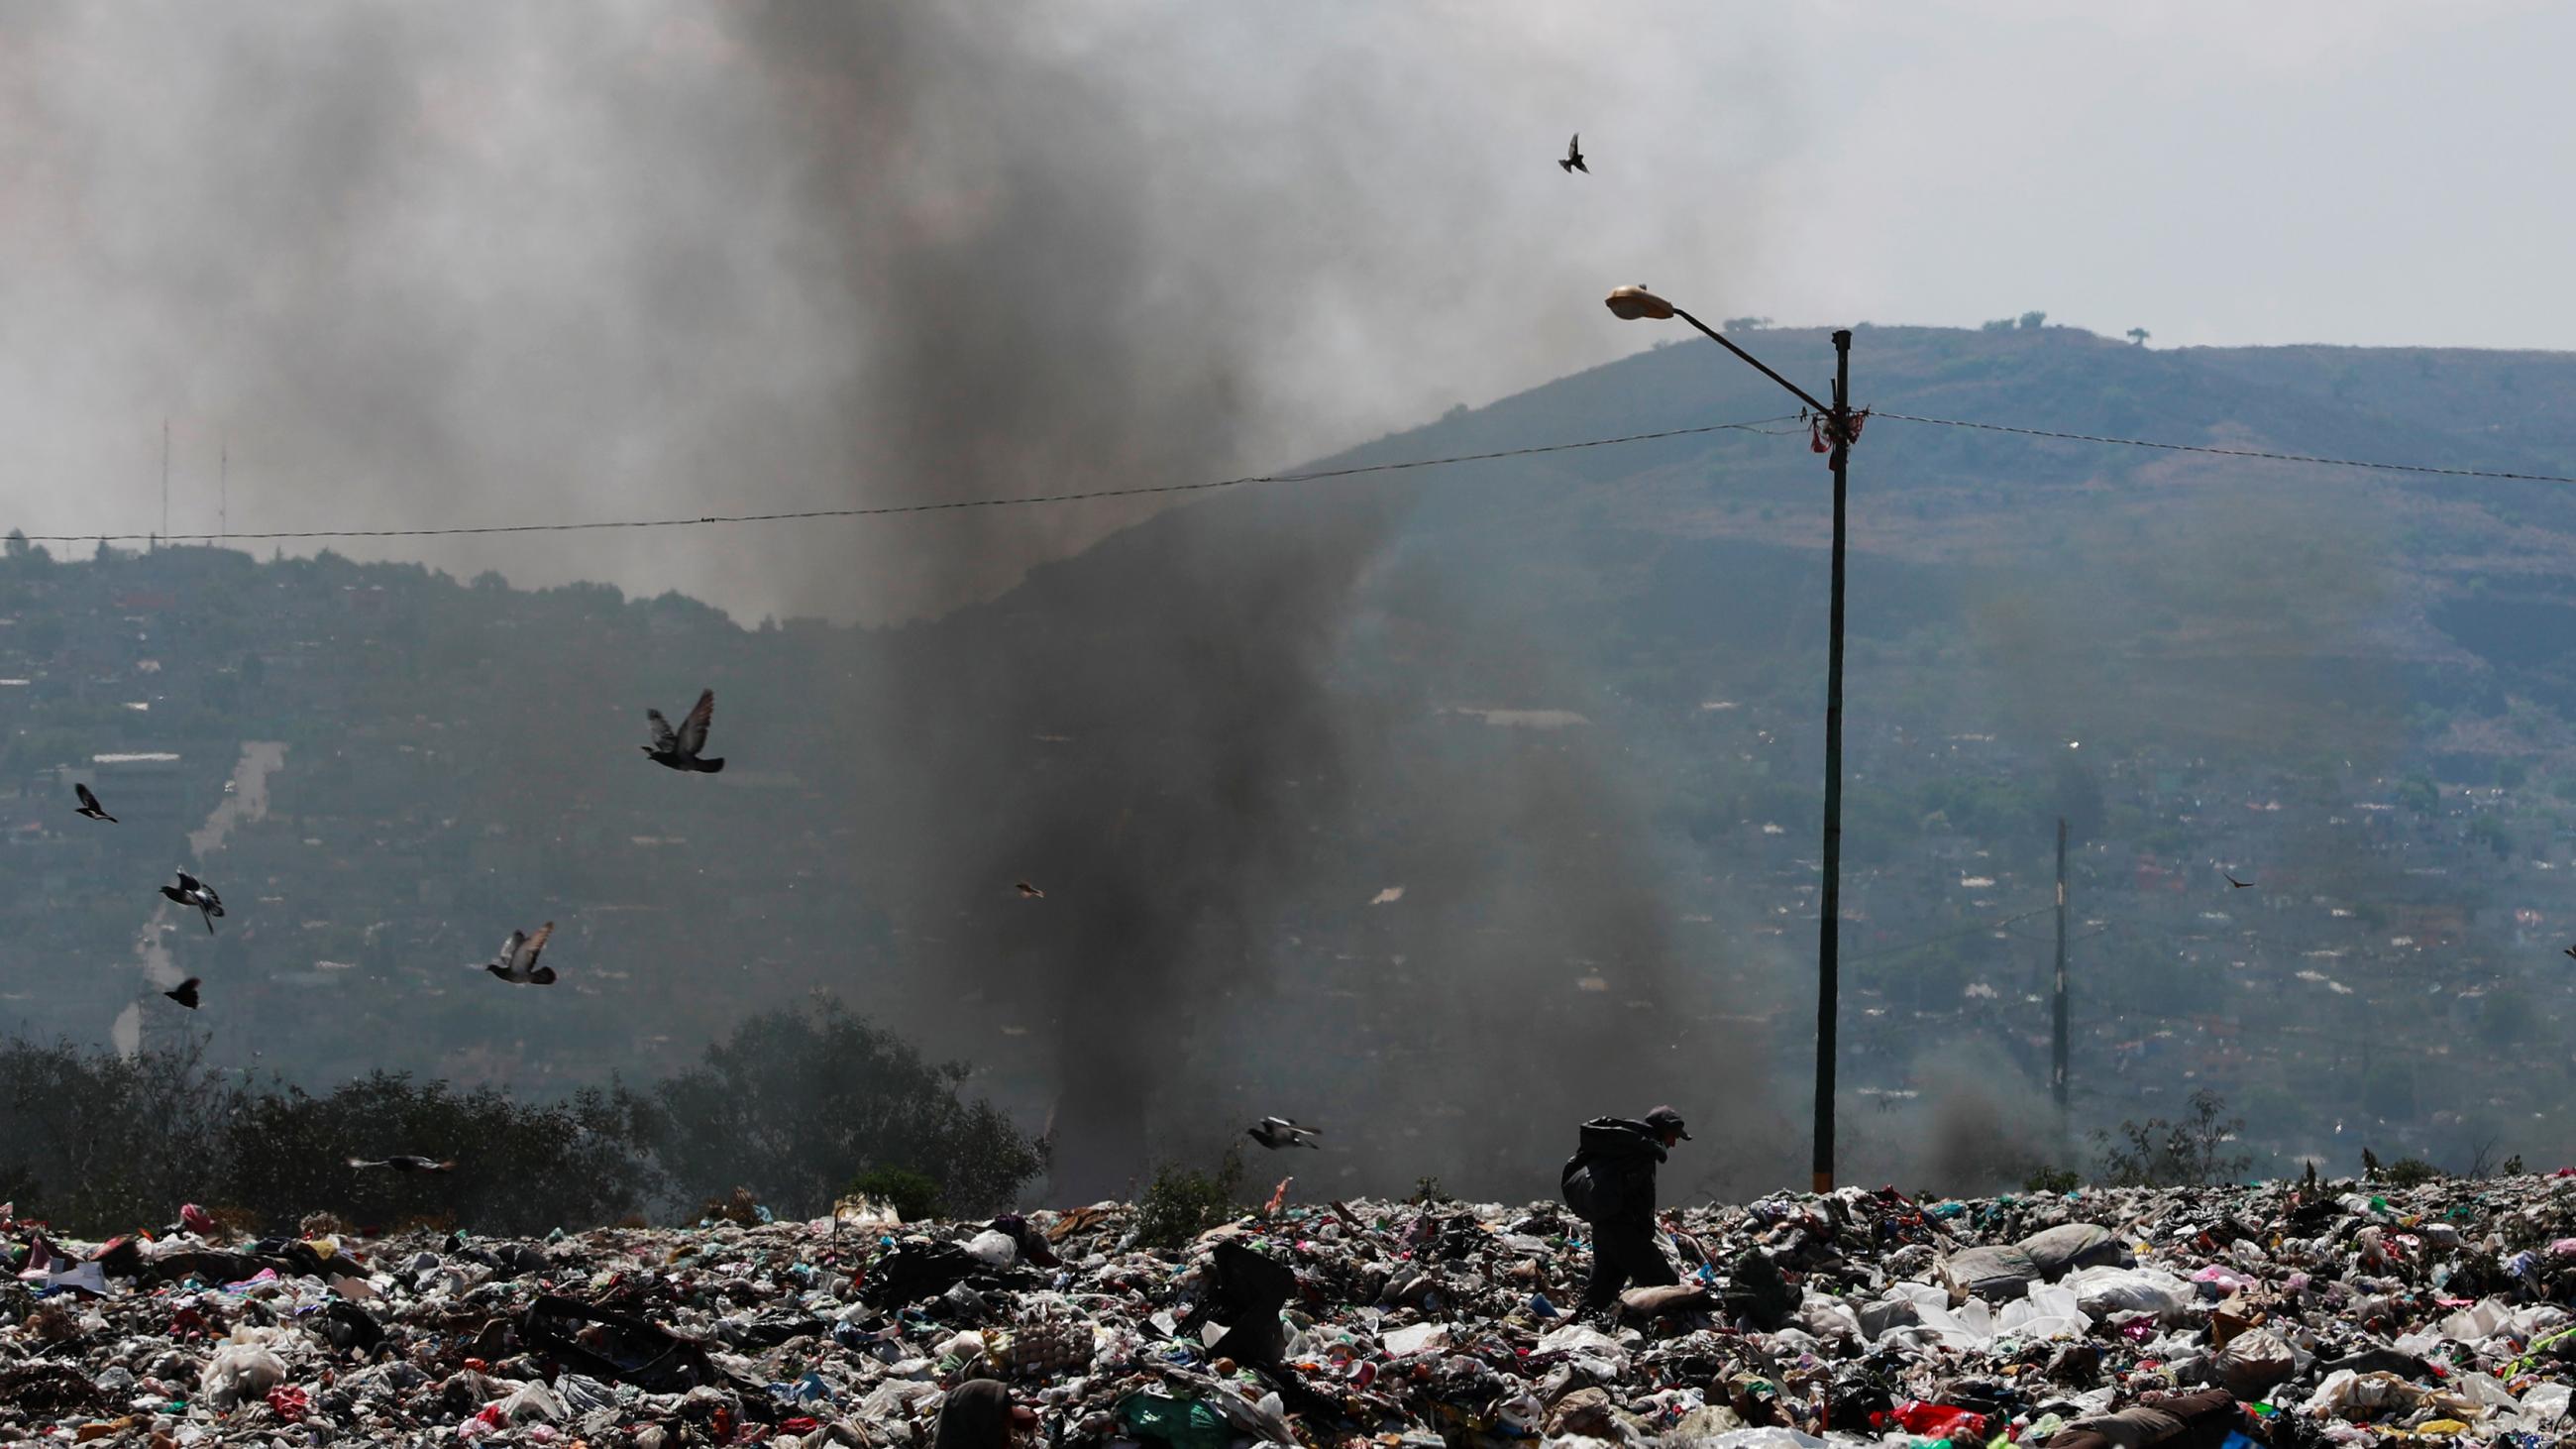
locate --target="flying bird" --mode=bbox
[1246,1117,1322,1151]
[1015,881,1044,899]
[2223,872,2253,890]
[347,1156,456,1173]
[479,923,557,985]
[642,688,724,773]
[160,871,224,933]
[1559,133,1587,173]
[73,783,115,824]
[163,977,201,1011]
[2562,944,2575,963]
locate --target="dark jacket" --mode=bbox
[1561,1117,1666,1228]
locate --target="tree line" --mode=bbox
[0,998,1045,1237]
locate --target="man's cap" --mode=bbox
[1644,1106,1692,1141]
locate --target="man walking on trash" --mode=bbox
[1561,1105,1689,1314]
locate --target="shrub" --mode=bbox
[0,996,1040,1236]
[2023,1166,2082,1194]
[1134,1148,1244,1250]
[2383,1158,2441,1188]
[221,1072,663,1237]
[2093,1089,2250,1188]
[651,999,1046,1218]
[846,1166,945,1222]
[698,1187,764,1225]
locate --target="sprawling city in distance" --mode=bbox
[3,5,2574,1447]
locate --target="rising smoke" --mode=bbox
[0,1,1788,625]
[0,1,1809,1201]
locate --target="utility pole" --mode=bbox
[1601,289,1861,1192]
[159,419,168,549]
[1813,329,1853,1194]
[219,437,228,543]
[2053,816,2070,1110]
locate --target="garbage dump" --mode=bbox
[5,1173,2576,1446]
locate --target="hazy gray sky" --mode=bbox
[0,1,2563,622]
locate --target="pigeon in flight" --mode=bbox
[1559,133,1587,173]
[73,783,115,824]
[347,1156,456,1173]
[1246,1117,1322,1151]
[642,689,724,773]
[163,977,201,1011]
[160,870,224,933]
[479,923,556,985]
[1015,881,1045,899]
[2562,944,2575,963]
[2223,872,2253,890]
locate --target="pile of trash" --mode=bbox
[7,1171,2576,1446]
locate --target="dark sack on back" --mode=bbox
[1560,1159,1598,1222]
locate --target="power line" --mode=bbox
[13,415,1804,546]
[32,404,2576,547]
[1874,411,2576,486]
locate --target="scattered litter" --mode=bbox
[0,1174,2569,1442]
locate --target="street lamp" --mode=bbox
[1607,287,1857,1194]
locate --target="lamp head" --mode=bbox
[1604,284,1676,321]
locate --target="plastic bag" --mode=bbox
[1378,1321,1451,1357]
[1939,1244,2037,1302]
[2062,1265,2193,1322]
[1696,1431,1827,1449]
[1537,1320,1631,1374]
[1996,1282,2091,1341]
[1117,1392,1231,1449]
[495,1379,567,1424]
[1888,1400,1986,1439]
[2017,1222,2121,1279]
[2213,1326,2299,1398]
[199,1341,288,1409]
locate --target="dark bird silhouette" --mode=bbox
[2223,872,2253,890]
[73,783,115,824]
[2561,944,2575,962]
[162,977,200,1011]
[1015,881,1044,899]
[160,870,223,933]
[1246,1117,1322,1151]
[347,1156,456,1173]
[479,923,556,985]
[1559,133,1587,173]
[642,688,724,773]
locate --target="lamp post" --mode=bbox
[1605,288,1857,1193]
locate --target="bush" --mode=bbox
[846,1166,945,1222]
[2383,1158,2442,1188]
[0,997,1044,1236]
[2093,1089,2250,1188]
[1134,1148,1244,1250]
[651,999,1046,1219]
[0,1036,246,1230]
[698,1187,764,1225]
[2023,1166,2082,1194]
[223,1072,663,1237]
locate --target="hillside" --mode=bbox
[10,321,2576,1202]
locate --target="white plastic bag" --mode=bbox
[198,1341,288,1409]
[1996,1282,2092,1341]
[2062,1265,2193,1322]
